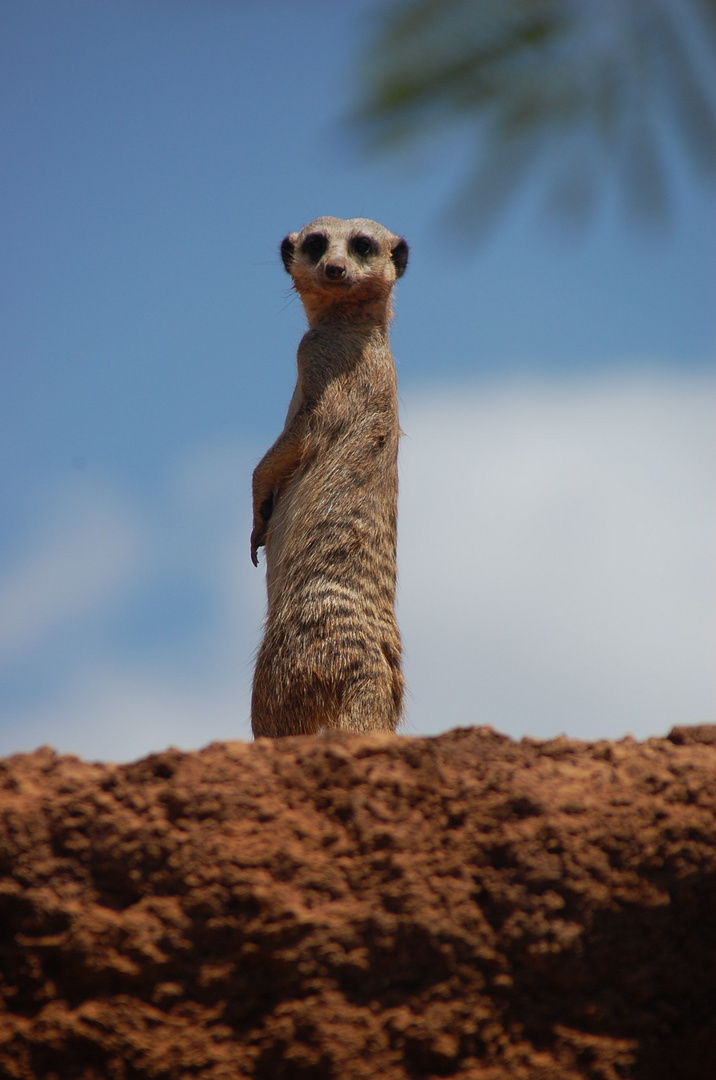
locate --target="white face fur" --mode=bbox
[280,216,408,324]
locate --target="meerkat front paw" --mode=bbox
[251,517,270,566]
[250,494,274,566]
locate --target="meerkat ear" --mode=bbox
[391,238,409,278]
[280,235,297,273]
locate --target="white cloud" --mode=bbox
[0,445,266,762]
[398,371,716,740]
[1,372,714,761]
[0,483,145,660]
[4,661,254,763]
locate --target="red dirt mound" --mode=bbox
[1,726,716,1079]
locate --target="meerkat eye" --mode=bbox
[300,233,328,263]
[350,236,374,258]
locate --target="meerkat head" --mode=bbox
[280,216,408,325]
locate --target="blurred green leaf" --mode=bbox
[353,0,716,236]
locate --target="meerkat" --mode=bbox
[250,216,408,738]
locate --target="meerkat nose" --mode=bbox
[325,262,347,280]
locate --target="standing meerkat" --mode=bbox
[250,216,408,738]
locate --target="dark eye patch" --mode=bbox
[350,235,374,258]
[300,233,328,262]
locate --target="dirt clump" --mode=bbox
[1,725,715,1079]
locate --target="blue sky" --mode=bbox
[1,0,714,760]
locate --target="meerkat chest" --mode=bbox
[298,343,397,429]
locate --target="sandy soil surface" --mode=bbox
[1,724,715,1079]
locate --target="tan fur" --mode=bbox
[250,216,408,738]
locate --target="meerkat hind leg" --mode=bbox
[251,666,327,739]
[328,675,400,734]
